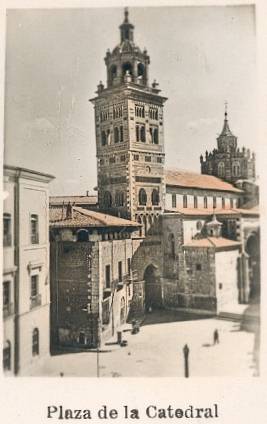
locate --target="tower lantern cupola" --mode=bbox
[120,8,134,42]
[104,8,151,88]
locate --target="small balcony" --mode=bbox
[30,293,42,309]
[31,233,39,244]
[3,234,12,247]
[3,303,14,318]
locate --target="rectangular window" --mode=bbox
[204,197,208,208]
[3,213,12,247]
[31,275,39,298]
[3,343,11,370]
[133,154,139,161]
[30,214,39,244]
[213,197,217,209]
[105,265,111,289]
[118,261,122,282]
[127,258,131,276]
[120,155,126,162]
[136,125,140,142]
[194,196,198,209]
[120,126,124,142]
[196,264,202,271]
[230,198,234,208]
[157,157,162,163]
[3,281,10,306]
[145,156,151,162]
[183,195,187,208]
[172,194,177,208]
[222,197,225,209]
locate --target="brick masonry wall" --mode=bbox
[50,241,99,348]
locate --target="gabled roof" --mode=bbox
[50,195,98,206]
[165,169,242,193]
[50,206,140,229]
[183,237,241,250]
[165,207,259,218]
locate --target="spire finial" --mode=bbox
[124,7,129,23]
[224,100,228,119]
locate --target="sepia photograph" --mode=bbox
[2,3,260,379]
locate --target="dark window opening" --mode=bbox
[172,194,176,208]
[114,127,119,143]
[194,196,198,208]
[30,214,39,244]
[105,265,111,289]
[3,213,12,247]
[31,275,38,298]
[103,191,112,208]
[136,125,140,142]
[77,230,89,242]
[122,62,132,76]
[139,188,147,206]
[183,195,187,208]
[152,189,160,206]
[127,258,131,276]
[196,264,202,271]
[32,328,39,356]
[3,341,11,370]
[118,261,123,282]
[204,196,208,208]
[101,131,107,146]
[140,126,146,142]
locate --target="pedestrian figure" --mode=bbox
[213,329,219,345]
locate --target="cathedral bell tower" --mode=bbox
[90,8,167,230]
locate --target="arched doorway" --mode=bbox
[245,232,260,302]
[144,264,162,311]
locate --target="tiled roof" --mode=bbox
[50,206,140,228]
[165,169,242,193]
[165,207,259,217]
[50,195,98,205]
[183,237,241,249]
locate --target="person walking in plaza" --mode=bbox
[213,329,219,345]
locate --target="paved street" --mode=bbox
[31,310,258,378]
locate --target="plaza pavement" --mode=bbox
[30,309,258,378]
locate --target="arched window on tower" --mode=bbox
[139,188,147,206]
[153,128,159,144]
[122,62,133,77]
[140,126,146,142]
[114,127,119,143]
[110,65,117,83]
[101,131,107,146]
[103,191,112,208]
[136,125,140,142]
[233,162,240,177]
[120,126,124,143]
[115,191,124,207]
[152,189,160,206]
[218,162,225,178]
[137,63,145,84]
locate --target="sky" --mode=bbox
[4,5,257,195]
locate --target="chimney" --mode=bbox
[66,202,73,219]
